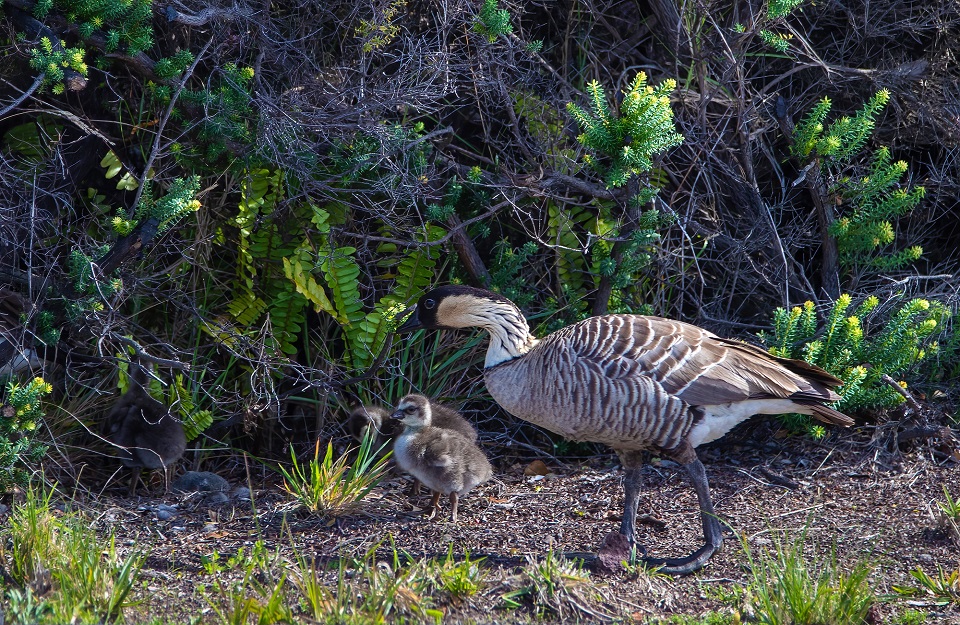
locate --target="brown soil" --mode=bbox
[25,422,960,624]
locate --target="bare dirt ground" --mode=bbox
[35,420,960,624]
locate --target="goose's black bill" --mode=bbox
[396,305,422,333]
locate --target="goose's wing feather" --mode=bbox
[552,315,839,406]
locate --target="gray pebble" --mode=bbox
[172,471,229,493]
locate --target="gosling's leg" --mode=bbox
[425,491,441,520]
[449,492,459,523]
[128,467,141,497]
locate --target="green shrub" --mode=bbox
[0,377,51,491]
[760,294,950,415]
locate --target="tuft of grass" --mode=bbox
[426,544,487,600]
[893,565,960,605]
[502,549,613,620]
[3,484,144,624]
[279,428,390,517]
[293,538,443,624]
[937,485,960,541]
[744,529,875,625]
[200,540,292,625]
[893,608,928,624]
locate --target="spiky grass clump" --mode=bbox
[745,529,874,624]
[279,428,391,517]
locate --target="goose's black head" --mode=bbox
[395,285,515,334]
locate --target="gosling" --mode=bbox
[104,364,187,496]
[391,394,492,522]
[346,404,398,455]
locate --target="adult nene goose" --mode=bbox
[397,285,852,574]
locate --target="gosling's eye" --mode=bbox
[405,407,415,414]
[423,298,436,310]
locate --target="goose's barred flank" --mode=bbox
[397,285,852,574]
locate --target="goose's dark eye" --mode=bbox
[423,298,436,310]
[405,407,416,414]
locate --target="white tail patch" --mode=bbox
[688,399,815,447]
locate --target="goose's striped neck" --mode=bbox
[471,300,539,368]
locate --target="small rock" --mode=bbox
[918,553,934,563]
[172,471,229,493]
[597,530,631,574]
[524,460,551,476]
[231,486,251,501]
[204,491,230,506]
[156,504,178,520]
[0,503,9,514]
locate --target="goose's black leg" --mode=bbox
[641,457,723,575]
[604,448,723,575]
[619,464,644,547]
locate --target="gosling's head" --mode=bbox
[391,394,432,427]
[395,285,518,333]
[347,404,390,442]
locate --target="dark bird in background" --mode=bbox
[103,362,187,496]
[397,285,852,574]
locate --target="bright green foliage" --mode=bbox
[67,246,118,304]
[502,550,601,620]
[285,201,438,371]
[427,545,487,599]
[153,49,194,79]
[6,486,144,623]
[792,98,832,160]
[894,566,960,605]
[294,539,444,624]
[178,64,256,162]
[829,147,925,271]
[792,90,925,277]
[489,240,539,307]
[792,90,889,162]
[0,378,51,490]
[597,208,675,291]
[566,72,683,190]
[543,199,674,320]
[768,0,805,18]
[168,374,213,442]
[135,176,202,233]
[758,29,791,52]
[31,0,153,54]
[228,169,306,357]
[279,429,391,517]
[28,37,87,94]
[761,294,950,413]
[474,0,513,42]
[356,0,406,52]
[745,529,875,625]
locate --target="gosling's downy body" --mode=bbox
[397,285,852,574]
[391,394,492,522]
[104,364,187,496]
